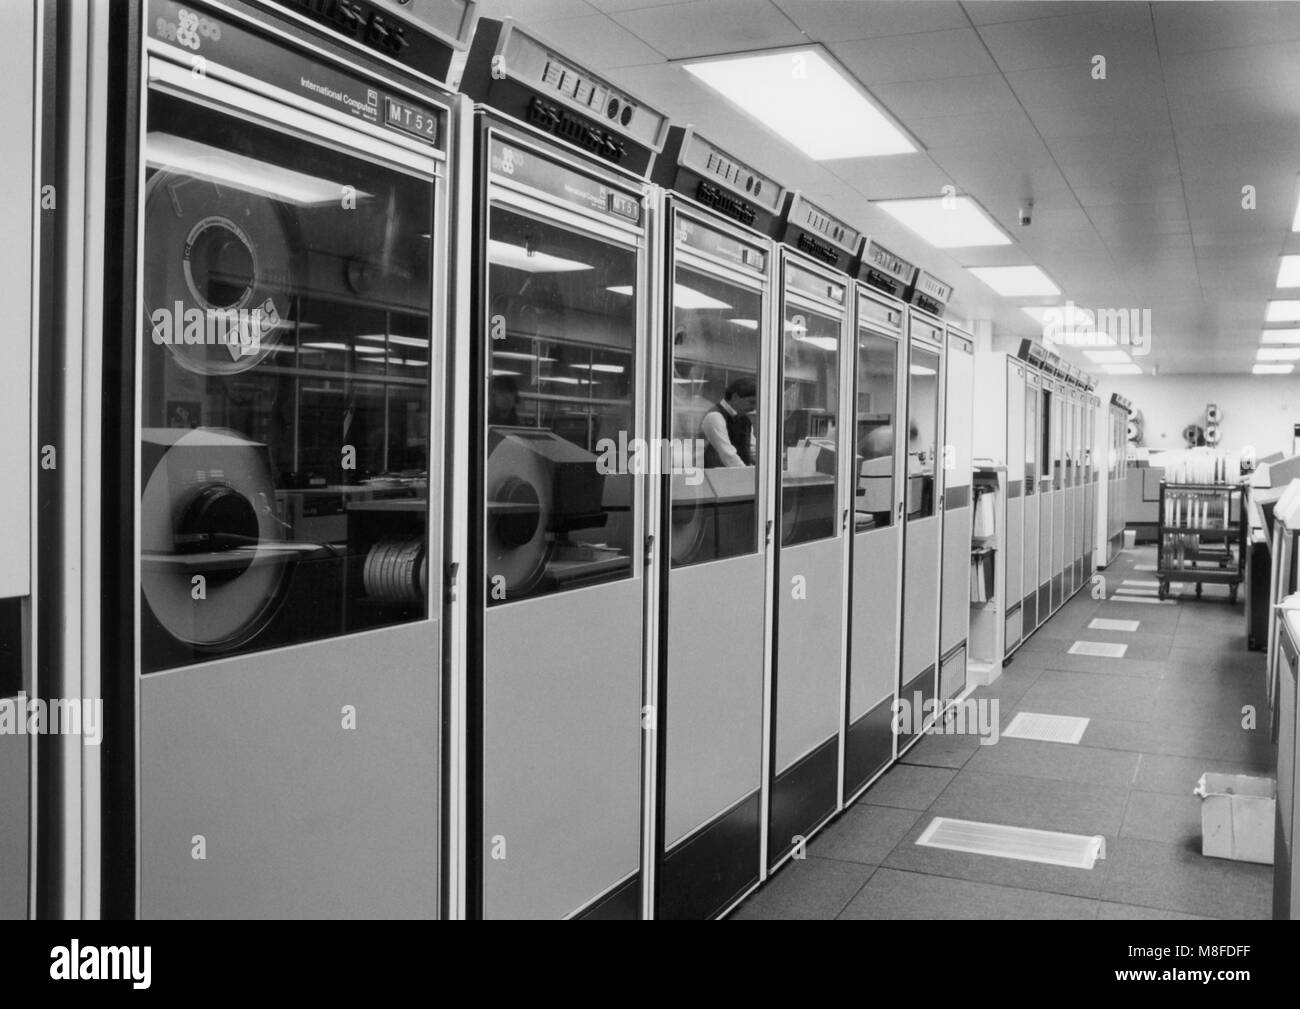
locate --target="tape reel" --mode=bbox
[363,538,426,604]
[143,165,293,376]
[1206,404,1222,425]
[1205,425,1222,446]
[140,428,289,650]
[486,436,554,597]
[1126,419,1142,443]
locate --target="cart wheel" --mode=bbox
[1158,580,1169,600]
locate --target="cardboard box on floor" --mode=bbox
[1194,773,1275,865]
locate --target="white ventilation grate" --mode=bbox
[1003,711,1091,744]
[1069,640,1129,658]
[1122,579,1159,587]
[1107,596,1175,606]
[1089,618,1139,632]
[917,817,1106,869]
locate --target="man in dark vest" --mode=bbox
[701,376,758,468]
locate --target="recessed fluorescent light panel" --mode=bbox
[1254,363,1295,374]
[1267,300,1300,323]
[969,266,1060,297]
[1257,347,1300,361]
[1262,329,1300,344]
[1279,256,1300,287]
[682,48,915,159]
[875,197,1011,248]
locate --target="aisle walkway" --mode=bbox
[733,547,1276,920]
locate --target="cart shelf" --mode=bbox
[1156,480,1246,602]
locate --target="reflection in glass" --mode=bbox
[1040,390,1053,485]
[781,302,840,545]
[854,330,898,531]
[1050,393,1062,486]
[1024,387,1038,497]
[670,266,762,567]
[906,347,940,520]
[484,206,638,603]
[139,90,434,673]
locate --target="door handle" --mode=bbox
[645,534,655,563]
[765,519,773,546]
[842,508,849,531]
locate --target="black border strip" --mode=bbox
[32,0,63,920]
[99,0,143,920]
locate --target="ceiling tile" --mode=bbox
[872,73,1021,119]
[1153,1,1300,54]
[904,108,1042,150]
[523,14,667,67]
[963,2,1127,27]
[826,154,954,200]
[1005,65,1167,114]
[829,28,997,84]
[1167,84,1300,130]
[1161,41,1300,96]
[976,7,1157,72]
[474,0,599,21]
[587,0,691,10]
[609,0,806,59]
[775,0,970,40]
[1072,180,1188,208]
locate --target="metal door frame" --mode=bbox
[842,282,906,803]
[130,18,456,918]
[656,193,775,918]
[766,245,852,871]
[467,110,658,919]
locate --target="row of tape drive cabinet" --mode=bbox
[5,0,994,923]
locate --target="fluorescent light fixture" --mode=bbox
[1257,347,1300,361]
[875,196,1011,248]
[493,350,557,362]
[729,318,759,330]
[1262,329,1300,344]
[969,266,1060,297]
[1101,363,1142,375]
[682,48,915,159]
[147,133,370,206]
[491,368,522,377]
[1266,300,1300,323]
[354,346,385,355]
[537,376,583,385]
[909,364,937,376]
[357,334,430,349]
[1254,363,1295,374]
[1083,349,1132,364]
[1279,256,1300,287]
[490,239,593,274]
[570,363,626,374]
[612,283,731,310]
[792,335,839,352]
[300,342,350,352]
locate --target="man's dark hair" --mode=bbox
[724,376,758,401]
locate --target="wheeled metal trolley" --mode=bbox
[1156,481,1246,602]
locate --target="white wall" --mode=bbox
[1098,374,1300,460]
